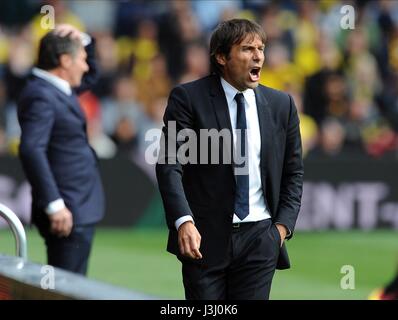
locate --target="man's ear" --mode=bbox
[215,53,227,66]
[59,54,72,69]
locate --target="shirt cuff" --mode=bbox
[45,199,66,215]
[81,32,91,46]
[175,215,194,231]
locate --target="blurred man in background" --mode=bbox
[17,24,105,275]
[157,19,303,300]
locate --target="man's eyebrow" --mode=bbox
[241,44,265,48]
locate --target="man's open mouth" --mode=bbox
[249,67,261,82]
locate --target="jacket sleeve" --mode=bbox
[156,85,194,230]
[74,37,98,94]
[18,92,62,209]
[275,94,304,239]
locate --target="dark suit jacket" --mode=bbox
[156,74,303,269]
[17,39,105,227]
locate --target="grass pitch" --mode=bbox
[1,228,397,299]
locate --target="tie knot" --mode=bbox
[234,93,245,106]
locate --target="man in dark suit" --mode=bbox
[156,19,303,299]
[17,24,105,275]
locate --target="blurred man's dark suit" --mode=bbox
[17,39,105,274]
[156,74,303,298]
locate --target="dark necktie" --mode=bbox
[234,93,249,220]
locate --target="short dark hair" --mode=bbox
[37,31,82,70]
[209,19,266,76]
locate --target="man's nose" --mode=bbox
[253,49,262,62]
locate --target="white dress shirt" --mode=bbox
[220,77,271,223]
[175,77,271,230]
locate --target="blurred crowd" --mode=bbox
[2,0,398,172]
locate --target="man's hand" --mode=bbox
[54,24,82,42]
[178,221,202,260]
[49,207,73,237]
[275,223,287,247]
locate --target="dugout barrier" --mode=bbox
[0,203,158,300]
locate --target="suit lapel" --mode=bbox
[56,90,86,122]
[209,75,234,177]
[70,93,86,122]
[254,86,271,177]
[209,76,233,132]
[34,76,86,123]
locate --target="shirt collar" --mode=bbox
[220,77,255,106]
[32,67,72,96]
